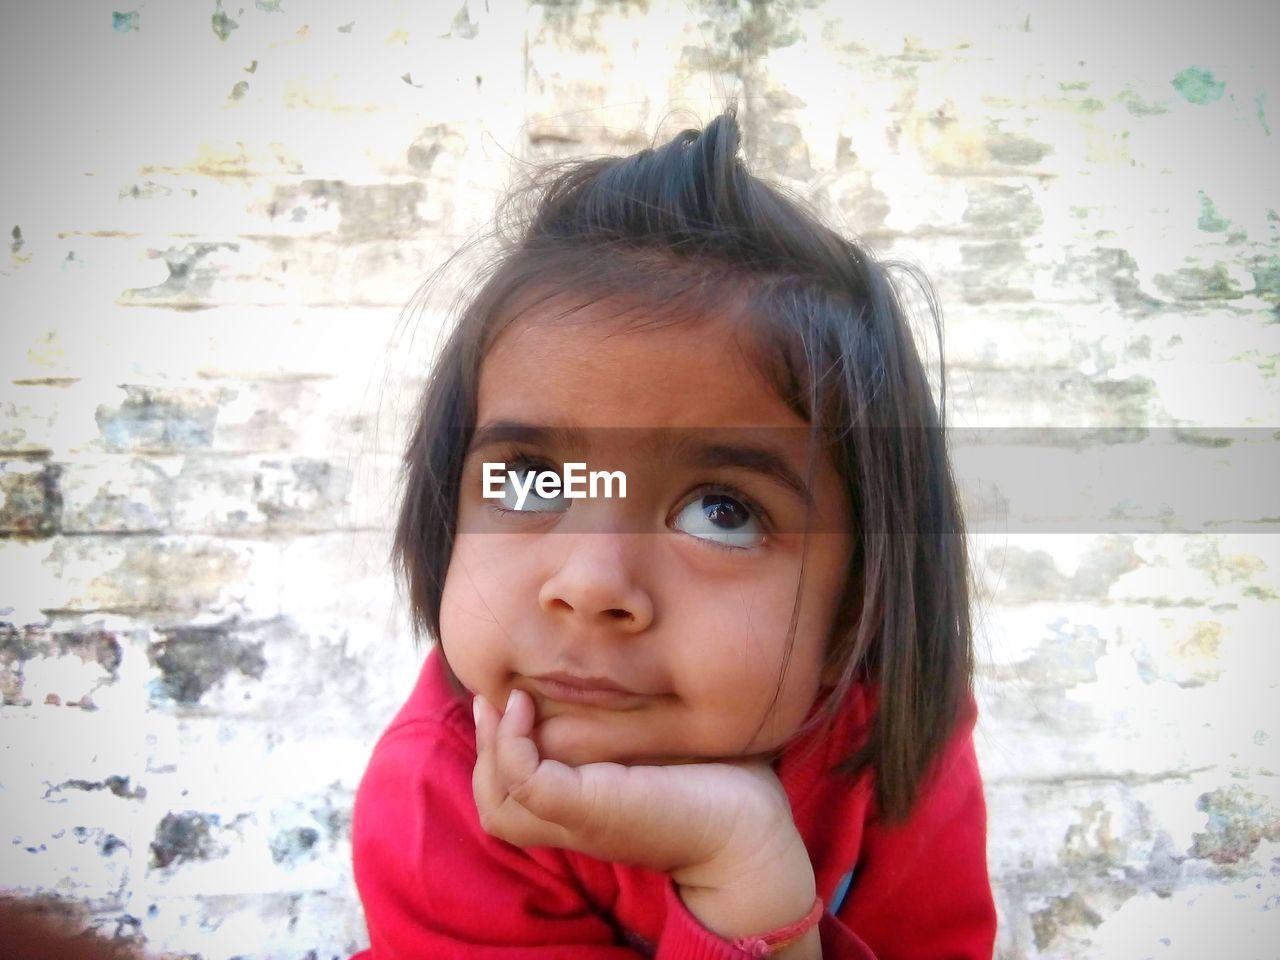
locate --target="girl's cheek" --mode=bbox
[438,547,499,656]
[437,536,526,688]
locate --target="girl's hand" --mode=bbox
[473,690,819,952]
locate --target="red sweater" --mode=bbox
[351,648,995,958]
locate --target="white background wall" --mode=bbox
[2,1,1278,957]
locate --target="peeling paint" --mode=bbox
[1190,786,1280,865]
[73,825,129,857]
[267,180,426,239]
[1062,801,1124,868]
[1052,247,1161,313]
[0,461,62,537]
[1118,87,1168,116]
[1249,255,1280,301]
[46,775,147,801]
[119,241,239,303]
[1154,263,1246,301]
[1,625,122,706]
[447,3,479,40]
[270,826,320,866]
[1031,892,1103,951]
[1172,66,1225,105]
[985,131,1053,165]
[150,812,226,869]
[1008,621,1106,688]
[94,385,222,452]
[1196,191,1230,233]
[148,623,267,705]
[996,537,1143,604]
[963,182,1043,237]
[211,1,238,42]
[1134,619,1224,688]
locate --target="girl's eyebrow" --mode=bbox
[468,420,584,455]
[673,440,814,507]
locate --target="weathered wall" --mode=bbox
[2,1,1277,957]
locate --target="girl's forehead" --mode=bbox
[476,304,804,431]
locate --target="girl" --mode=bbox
[351,108,995,959]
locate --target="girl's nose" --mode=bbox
[537,535,654,633]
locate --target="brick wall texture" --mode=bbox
[2,1,1278,957]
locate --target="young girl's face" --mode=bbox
[439,298,853,767]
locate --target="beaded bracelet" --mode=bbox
[730,897,824,957]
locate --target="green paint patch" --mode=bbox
[1257,94,1271,136]
[449,3,479,39]
[1155,263,1244,300]
[212,1,238,41]
[1197,191,1230,232]
[1173,66,1225,105]
[1251,255,1280,301]
[112,10,139,32]
[256,0,283,11]
[1118,88,1168,116]
[987,131,1052,165]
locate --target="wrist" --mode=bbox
[672,827,817,944]
[730,897,822,958]
[763,926,821,960]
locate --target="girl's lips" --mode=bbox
[527,672,645,707]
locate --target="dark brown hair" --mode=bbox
[391,106,972,821]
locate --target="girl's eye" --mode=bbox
[496,461,569,514]
[671,492,765,548]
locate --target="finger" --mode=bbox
[506,754,597,833]
[474,688,555,826]
[473,766,568,849]
[511,762,752,873]
[497,688,534,738]
[472,695,510,818]
[472,692,572,849]
[526,762,712,872]
[473,695,499,749]
[493,689,542,796]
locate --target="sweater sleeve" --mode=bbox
[829,700,997,960]
[351,712,803,960]
[352,716,635,958]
